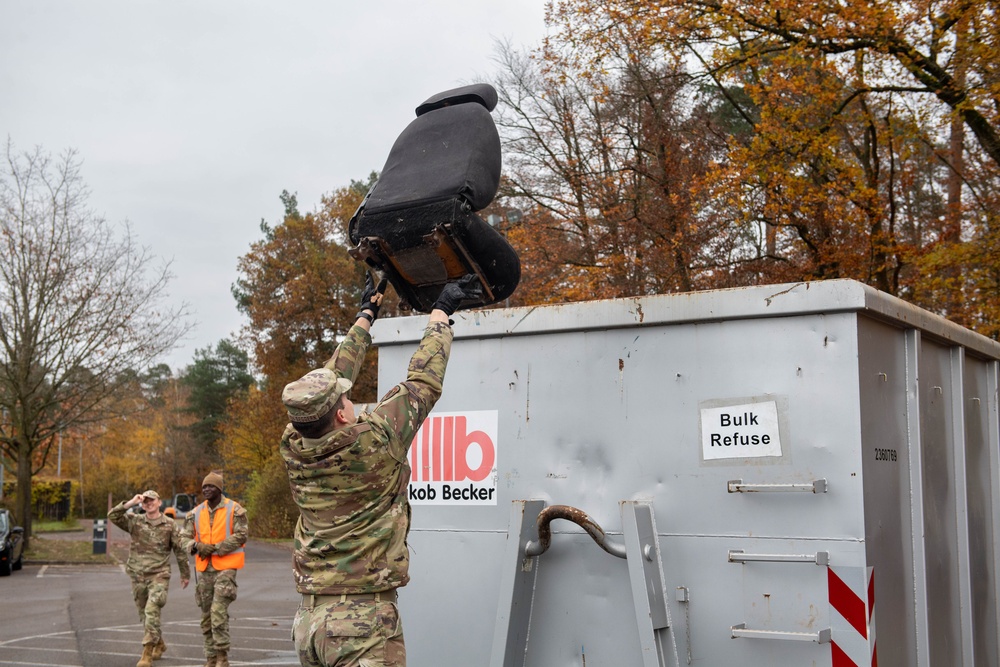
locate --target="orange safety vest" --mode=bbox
[192,497,245,572]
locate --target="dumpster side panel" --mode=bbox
[400,314,867,537]
[388,311,866,666]
[372,283,1000,666]
[962,356,1000,664]
[858,317,916,666]
[399,531,510,665]
[918,339,964,664]
[666,535,847,666]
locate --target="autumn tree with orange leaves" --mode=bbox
[488,0,1000,334]
[232,185,385,397]
[550,0,1000,168]
[218,2,1000,533]
[216,384,299,536]
[72,368,203,517]
[492,40,729,303]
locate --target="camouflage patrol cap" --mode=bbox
[141,490,160,500]
[282,369,353,423]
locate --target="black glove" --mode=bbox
[432,275,483,316]
[358,272,386,321]
[195,542,217,558]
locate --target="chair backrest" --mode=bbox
[363,84,502,214]
[348,83,519,312]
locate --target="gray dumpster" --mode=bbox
[92,519,107,555]
[371,279,1000,667]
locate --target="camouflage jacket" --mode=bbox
[108,502,191,580]
[280,321,453,594]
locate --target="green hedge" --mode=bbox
[1,477,79,523]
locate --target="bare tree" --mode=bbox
[492,40,722,301]
[0,140,191,544]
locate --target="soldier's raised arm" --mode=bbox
[107,493,143,532]
[322,272,384,380]
[373,276,481,462]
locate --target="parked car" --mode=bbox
[0,508,24,576]
[169,493,198,519]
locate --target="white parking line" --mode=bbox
[0,618,300,666]
[34,563,124,578]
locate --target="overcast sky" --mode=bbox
[1,1,547,372]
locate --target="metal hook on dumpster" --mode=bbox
[524,504,627,559]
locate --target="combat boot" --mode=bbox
[136,643,154,667]
[215,650,229,667]
[151,638,166,659]
[202,655,217,667]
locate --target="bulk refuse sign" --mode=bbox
[700,399,783,460]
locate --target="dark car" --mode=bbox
[0,508,24,576]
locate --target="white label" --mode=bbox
[407,410,498,505]
[701,401,782,460]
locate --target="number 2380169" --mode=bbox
[875,447,898,462]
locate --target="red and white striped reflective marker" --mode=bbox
[828,566,877,666]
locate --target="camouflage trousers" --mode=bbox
[292,594,405,667]
[195,568,238,656]
[130,572,171,646]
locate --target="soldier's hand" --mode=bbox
[128,494,144,507]
[359,272,386,319]
[432,274,483,316]
[181,578,190,589]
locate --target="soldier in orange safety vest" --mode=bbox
[181,471,248,667]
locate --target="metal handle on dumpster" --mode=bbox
[494,501,674,667]
[727,478,828,493]
[523,504,627,559]
[728,549,829,565]
[731,623,831,643]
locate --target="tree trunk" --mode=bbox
[946,17,968,244]
[16,437,32,550]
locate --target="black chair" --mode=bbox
[349,83,521,313]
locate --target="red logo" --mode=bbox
[409,414,496,483]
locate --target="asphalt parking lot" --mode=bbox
[0,538,301,667]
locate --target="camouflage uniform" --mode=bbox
[281,321,453,667]
[108,500,191,647]
[180,498,249,660]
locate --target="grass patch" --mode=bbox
[256,538,294,551]
[33,519,85,533]
[26,536,118,564]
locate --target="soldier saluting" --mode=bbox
[108,489,190,667]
